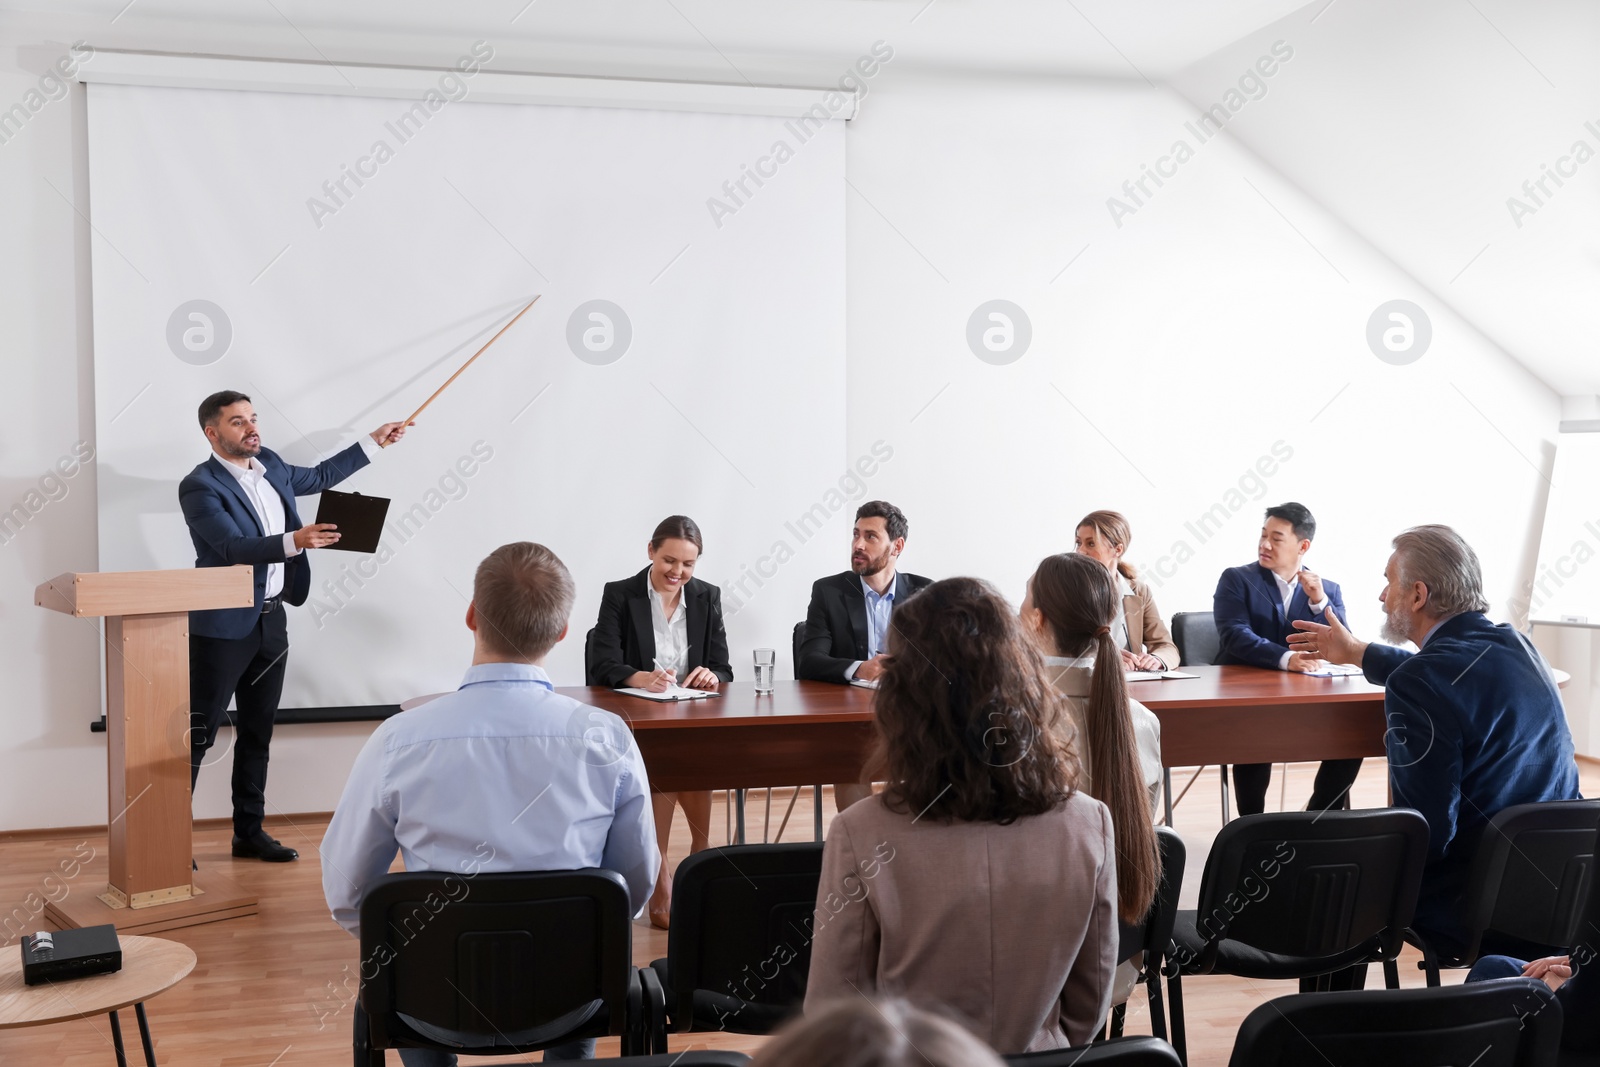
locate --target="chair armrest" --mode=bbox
[637,964,668,1054]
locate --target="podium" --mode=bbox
[35,567,262,933]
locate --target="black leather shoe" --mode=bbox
[231,833,298,862]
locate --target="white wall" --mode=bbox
[0,18,1560,830]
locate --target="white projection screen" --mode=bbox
[86,77,846,708]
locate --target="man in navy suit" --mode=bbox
[1213,501,1362,816]
[798,500,931,810]
[1290,524,1581,955]
[180,390,409,862]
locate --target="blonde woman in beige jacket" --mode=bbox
[1075,510,1180,671]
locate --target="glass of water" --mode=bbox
[753,648,776,693]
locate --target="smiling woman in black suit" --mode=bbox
[586,514,734,928]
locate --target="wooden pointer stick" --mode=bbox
[404,294,541,425]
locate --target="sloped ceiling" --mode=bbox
[1170,0,1600,397]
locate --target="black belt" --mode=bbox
[261,595,283,614]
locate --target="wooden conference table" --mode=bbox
[556,665,1390,833]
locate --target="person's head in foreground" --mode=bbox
[468,540,574,662]
[1380,524,1488,645]
[870,576,1079,823]
[1022,552,1161,923]
[754,998,1005,1067]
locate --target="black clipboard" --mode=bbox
[313,490,391,553]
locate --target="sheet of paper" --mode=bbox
[849,678,879,689]
[614,686,721,701]
[1303,664,1364,677]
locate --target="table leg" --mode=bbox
[1163,768,1174,827]
[1219,765,1231,825]
[735,789,746,844]
[136,1002,157,1066]
[108,1009,130,1067]
[814,785,823,841]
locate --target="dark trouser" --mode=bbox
[1231,758,1363,817]
[190,605,288,840]
[1467,955,1527,983]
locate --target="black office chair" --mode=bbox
[1107,827,1186,1044]
[1006,1036,1181,1065]
[585,626,601,685]
[1227,978,1561,1067]
[791,621,806,675]
[1165,612,1232,826]
[1413,802,1600,985]
[642,843,825,1052]
[1169,612,1219,668]
[354,870,646,1064]
[1165,808,1430,1065]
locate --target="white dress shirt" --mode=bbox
[320,662,659,935]
[646,580,689,678]
[214,435,382,598]
[1271,566,1328,670]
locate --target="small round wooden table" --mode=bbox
[0,934,196,1065]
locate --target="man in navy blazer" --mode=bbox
[180,390,408,863]
[798,500,931,809]
[1213,502,1362,816]
[1290,524,1581,956]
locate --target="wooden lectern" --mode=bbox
[35,567,262,933]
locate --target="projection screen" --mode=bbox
[86,71,847,708]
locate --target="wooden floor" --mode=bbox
[3,757,1596,1066]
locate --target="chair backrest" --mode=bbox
[1227,979,1561,1067]
[1170,612,1220,668]
[1189,809,1429,974]
[1459,801,1600,961]
[792,621,805,675]
[665,842,824,1034]
[1118,826,1187,965]
[584,627,601,685]
[358,870,634,1054]
[1006,1035,1182,1065]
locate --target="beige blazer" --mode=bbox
[804,792,1117,1053]
[1121,576,1180,668]
[1043,657,1164,816]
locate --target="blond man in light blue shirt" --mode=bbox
[322,542,658,1065]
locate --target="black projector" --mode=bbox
[21,925,122,986]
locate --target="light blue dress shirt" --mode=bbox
[846,576,897,681]
[321,662,658,935]
[863,577,895,658]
